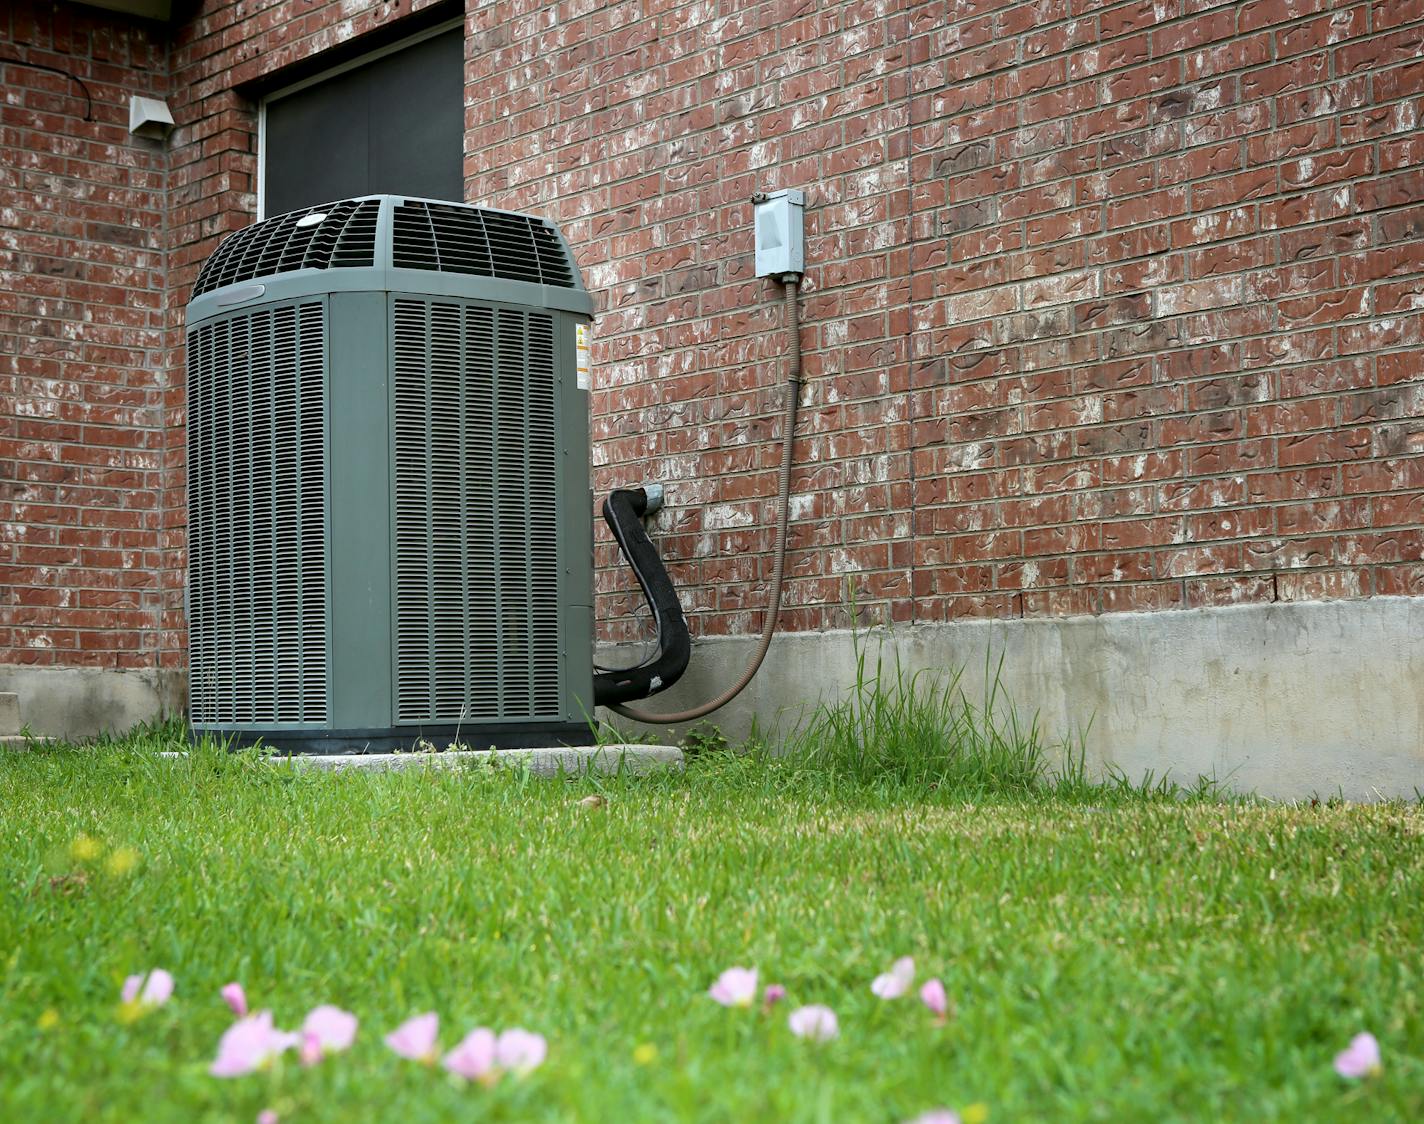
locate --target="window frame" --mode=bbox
[255,16,465,221]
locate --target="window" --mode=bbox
[259,22,464,218]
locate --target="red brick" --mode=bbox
[5,0,1423,673]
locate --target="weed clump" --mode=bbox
[780,638,1062,796]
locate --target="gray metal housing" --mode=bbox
[185,194,594,751]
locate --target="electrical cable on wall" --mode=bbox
[0,57,94,121]
[594,271,805,724]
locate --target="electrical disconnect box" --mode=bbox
[754,189,804,278]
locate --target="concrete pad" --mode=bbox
[161,743,683,775]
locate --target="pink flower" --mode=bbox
[385,1012,439,1063]
[1334,1031,1382,1079]
[495,1028,548,1074]
[763,984,787,1009]
[920,978,947,1020]
[257,1112,278,1124]
[788,1004,839,1041]
[709,966,758,1007]
[905,1113,961,1124]
[221,982,247,1018]
[302,1005,358,1059]
[443,1027,497,1082]
[871,957,915,999]
[210,1011,298,1077]
[121,969,174,1008]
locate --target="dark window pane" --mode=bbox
[264,29,463,217]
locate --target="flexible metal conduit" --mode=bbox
[591,486,691,706]
[610,276,803,725]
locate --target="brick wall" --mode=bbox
[6,0,1424,674]
[464,0,1424,641]
[155,0,457,673]
[0,1,169,670]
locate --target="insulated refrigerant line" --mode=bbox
[607,275,804,725]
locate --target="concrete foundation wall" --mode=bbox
[0,667,185,741]
[11,597,1422,801]
[604,597,1424,802]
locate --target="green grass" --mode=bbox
[1,727,1421,1122]
[781,643,1063,792]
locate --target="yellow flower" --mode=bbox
[69,834,102,863]
[632,1042,658,1066]
[116,1000,145,1026]
[962,1104,989,1124]
[37,1008,60,1031]
[105,846,140,877]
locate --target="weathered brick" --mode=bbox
[6,0,1424,673]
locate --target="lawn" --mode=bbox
[1,729,1420,1122]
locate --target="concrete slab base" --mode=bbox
[160,744,683,776]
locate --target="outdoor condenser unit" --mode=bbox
[185,195,594,751]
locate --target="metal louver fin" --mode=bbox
[192,200,381,296]
[186,301,329,724]
[391,297,563,723]
[391,201,576,288]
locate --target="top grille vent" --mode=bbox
[193,199,380,296]
[392,201,575,288]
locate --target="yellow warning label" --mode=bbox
[576,323,591,390]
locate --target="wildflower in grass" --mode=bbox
[257,1112,278,1124]
[37,1008,60,1032]
[920,978,948,1021]
[496,1028,548,1074]
[871,956,915,999]
[210,1011,298,1077]
[788,1005,838,1041]
[442,1027,496,1083]
[122,969,174,1008]
[709,966,758,1007]
[69,833,102,863]
[913,1107,986,1124]
[763,983,787,1010]
[104,846,139,877]
[221,982,248,1018]
[1334,1031,1382,1079]
[385,1012,440,1063]
[632,1042,658,1065]
[118,968,174,1021]
[300,1005,358,1064]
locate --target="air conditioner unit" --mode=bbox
[185,195,594,751]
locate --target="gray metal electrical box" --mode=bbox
[185,195,595,752]
[754,189,805,278]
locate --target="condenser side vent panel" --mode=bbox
[392,298,561,722]
[192,199,381,297]
[391,201,576,288]
[187,302,329,723]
